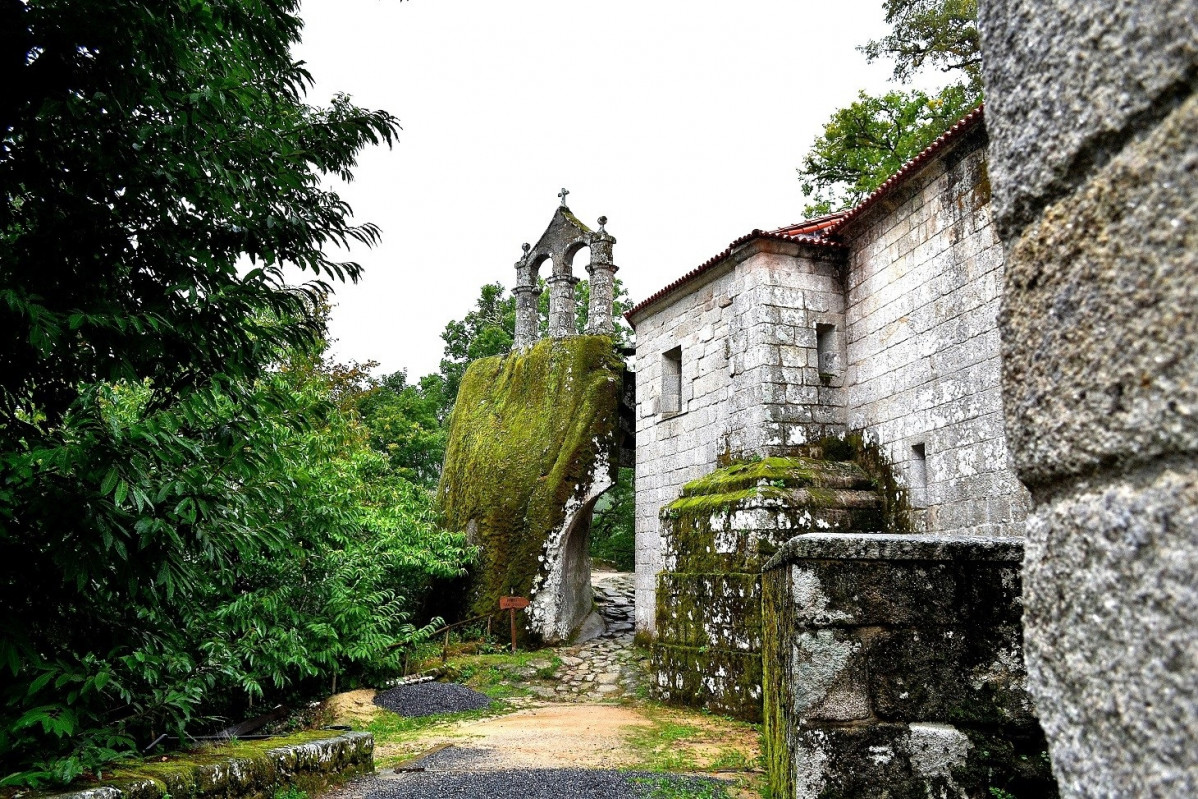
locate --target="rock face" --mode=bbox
[437,336,623,644]
[979,0,1198,794]
[761,534,1056,799]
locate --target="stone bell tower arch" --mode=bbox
[513,189,618,350]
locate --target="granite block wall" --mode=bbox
[979,0,1198,793]
[842,128,1029,536]
[631,240,844,632]
[762,534,1055,799]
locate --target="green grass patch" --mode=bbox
[630,776,731,799]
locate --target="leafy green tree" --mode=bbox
[0,0,457,786]
[590,467,635,571]
[799,84,979,216]
[356,370,449,489]
[797,0,982,216]
[860,0,982,92]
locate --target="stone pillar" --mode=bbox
[586,219,618,336]
[512,284,540,351]
[546,272,579,339]
[979,1,1198,795]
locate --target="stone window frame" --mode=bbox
[660,345,684,417]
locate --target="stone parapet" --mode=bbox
[762,533,1055,799]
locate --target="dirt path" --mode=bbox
[320,572,762,798]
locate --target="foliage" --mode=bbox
[0,0,475,787]
[799,85,979,216]
[591,467,636,571]
[797,0,982,216]
[355,370,448,489]
[860,0,982,91]
[0,354,470,787]
[1,0,398,431]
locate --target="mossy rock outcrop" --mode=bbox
[437,336,622,643]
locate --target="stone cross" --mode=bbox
[558,188,570,207]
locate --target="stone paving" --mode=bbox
[524,571,648,702]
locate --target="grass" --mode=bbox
[630,776,731,799]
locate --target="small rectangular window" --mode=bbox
[910,443,928,508]
[816,324,838,375]
[661,346,682,414]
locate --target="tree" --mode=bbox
[1,0,398,429]
[356,369,449,489]
[860,0,982,92]
[0,0,428,785]
[797,0,982,216]
[799,84,979,216]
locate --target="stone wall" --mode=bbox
[979,1,1198,794]
[841,127,1029,537]
[48,732,373,799]
[762,534,1055,799]
[631,241,844,632]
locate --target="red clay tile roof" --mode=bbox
[625,104,985,324]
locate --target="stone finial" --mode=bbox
[522,242,531,254]
[558,188,570,207]
[598,216,608,232]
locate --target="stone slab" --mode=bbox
[763,532,1023,570]
[999,94,1198,485]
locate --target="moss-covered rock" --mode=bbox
[437,336,622,642]
[650,642,763,721]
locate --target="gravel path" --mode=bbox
[373,682,492,717]
[329,770,727,799]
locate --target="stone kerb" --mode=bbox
[46,732,374,799]
[761,533,1056,799]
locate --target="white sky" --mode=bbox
[296,0,902,379]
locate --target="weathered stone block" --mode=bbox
[978,0,1198,232]
[783,723,1055,799]
[650,642,763,721]
[1023,464,1198,797]
[1000,94,1198,485]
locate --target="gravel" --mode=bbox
[372,682,492,718]
[338,770,729,799]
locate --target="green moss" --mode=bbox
[662,487,784,519]
[97,731,368,799]
[437,336,622,639]
[650,643,763,722]
[676,457,821,498]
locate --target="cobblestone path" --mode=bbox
[526,571,648,702]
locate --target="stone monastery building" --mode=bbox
[625,106,1028,632]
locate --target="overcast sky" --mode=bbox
[296,0,904,379]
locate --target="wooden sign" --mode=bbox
[499,596,530,610]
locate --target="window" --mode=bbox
[661,346,682,414]
[816,323,838,375]
[910,443,928,508]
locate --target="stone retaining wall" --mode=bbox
[762,534,1055,799]
[46,732,373,799]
